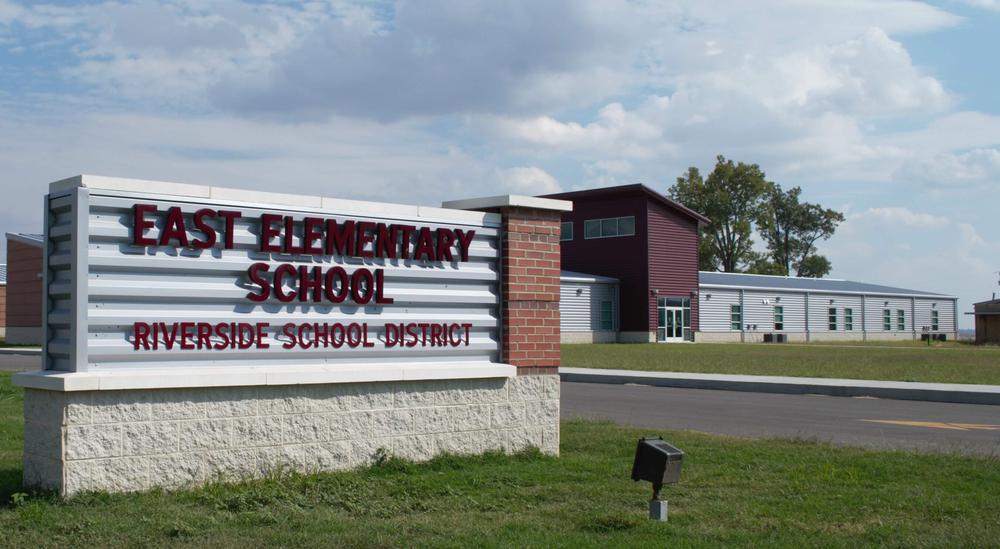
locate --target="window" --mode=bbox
[730,305,742,331]
[897,309,906,331]
[599,301,614,331]
[560,222,573,241]
[583,216,636,239]
[844,308,854,331]
[828,307,837,331]
[774,306,784,331]
[883,309,891,331]
[931,309,939,331]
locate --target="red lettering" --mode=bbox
[326,219,356,256]
[132,204,157,246]
[256,323,270,349]
[282,323,296,349]
[214,322,230,350]
[303,217,324,254]
[192,209,217,249]
[273,264,297,302]
[356,221,376,258]
[299,266,323,302]
[398,225,416,259]
[377,223,398,259]
[324,266,349,303]
[362,323,375,348]
[283,215,304,254]
[260,213,282,252]
[374,269,393,305]
[454,229,476,262]
[436,229,455,261]
[133,322,150,350]
[246,263,271,302]
[159,207,189,247]
[414,227,435,261]
[351,269,374,305]
[217,210,242,249]
[197,322,212,349]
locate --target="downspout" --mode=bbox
[805,291,810,342]
[861,294,867,342]
[739,288,745,343]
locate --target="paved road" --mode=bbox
[562,381,1000,456]
[0,352,40,372]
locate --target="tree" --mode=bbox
[756,184,844,278]
[669,156,770,272]
[796,255,832,278]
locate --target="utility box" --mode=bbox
[631,437,684,491]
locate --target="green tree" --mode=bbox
[796,255,833,278]
[669,156,770,272]
[757,184,845,277]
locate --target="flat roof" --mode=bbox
[6,232,44,248]
[542,183,710,225]
[560,270,619,284]
[699,271,954,299]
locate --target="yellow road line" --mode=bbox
[862,420,1000,431]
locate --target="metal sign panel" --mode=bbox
[43,177,501,372]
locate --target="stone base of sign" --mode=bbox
[22,375,559,496]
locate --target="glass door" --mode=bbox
[656,297,690,342]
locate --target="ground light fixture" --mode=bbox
[631,437,684,521]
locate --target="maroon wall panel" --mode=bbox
[5,240,43,327]
[556,195,650,332]
[645,201,701,333]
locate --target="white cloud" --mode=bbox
[495,166,561,195]
[952,0,1000,11]
[853,207,950,227]
[895,148,1000,189]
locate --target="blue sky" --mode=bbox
[0,0,998,327]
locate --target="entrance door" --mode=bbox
[656,297,690,342]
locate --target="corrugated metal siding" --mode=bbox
[866,296,911,332]
[807,294,863,333]
[646,201,701,333]
[914,298,956,333]
[558,195,649,332]
[560,281,617,332]
[698,289,740,332]
[47,188,501,371]
[745,291,806,332]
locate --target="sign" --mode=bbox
[43,177,501,372]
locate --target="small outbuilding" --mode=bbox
[971,299,1000,344]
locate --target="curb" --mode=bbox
[0,347,41,355]
[559,367,1000,406]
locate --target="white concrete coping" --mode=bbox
[13,362,517,392]
[442,194,573,212]
[48,175,501,227]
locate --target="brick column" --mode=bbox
[501,207,563,375]
[442,195,572,375]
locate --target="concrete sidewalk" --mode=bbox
[559,367,1000,406]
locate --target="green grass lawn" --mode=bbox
[562,342,1000,385]
[1,373,1000,546]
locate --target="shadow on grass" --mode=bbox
[0,467,24,507]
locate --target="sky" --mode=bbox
[0,0,997,328]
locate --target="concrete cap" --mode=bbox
[442,194,573,212]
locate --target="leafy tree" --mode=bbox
[669,156,770,272]
[757,184,844,277]
[796,255,832,278]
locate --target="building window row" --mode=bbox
[726,303,929,332]
[583,216,635,239]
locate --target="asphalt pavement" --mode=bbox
[0,351,40,372]
[562,381,1000,456]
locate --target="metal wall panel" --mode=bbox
[864,296,911,332]
[808,294,863,333]
[46,186,501,372]
[698,289,740,332]
[560,281,617,332]
[745,291,806,333]
[914,298,956,333]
